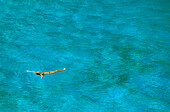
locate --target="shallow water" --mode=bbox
[0,0,169,112]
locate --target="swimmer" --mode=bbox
[27,68,66,79]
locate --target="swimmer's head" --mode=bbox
[36,71,41,75]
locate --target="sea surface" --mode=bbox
[0,0,169,112]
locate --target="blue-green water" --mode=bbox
[0,0,169,112]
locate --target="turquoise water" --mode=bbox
[0,0,169,112]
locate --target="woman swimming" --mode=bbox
[27,68,66,79]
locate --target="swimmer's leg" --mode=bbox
[49,68,66,74]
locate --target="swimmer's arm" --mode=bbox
[26,70,36,73]
[41,74,43,79]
